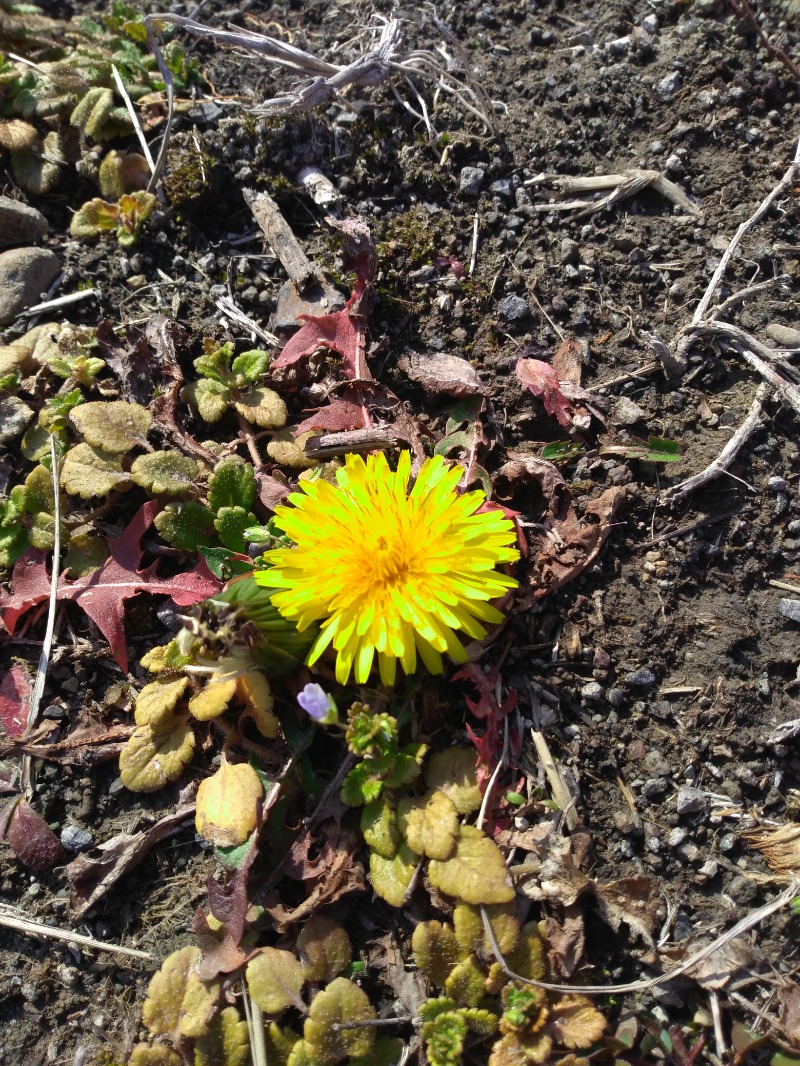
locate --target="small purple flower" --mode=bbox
[297,683,337,724]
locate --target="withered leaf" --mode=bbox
[399,351,485,397]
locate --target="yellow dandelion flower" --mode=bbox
[254,451,520,686]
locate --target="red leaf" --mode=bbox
[294,398,365,435]
[0,501,221,673]
[454,664,518,784]
[0,795,66,871]
[271,289,369,380]
[516,357,574,429]
[0,663,31,738]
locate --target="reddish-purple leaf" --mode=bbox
[0,663,31,738]
[516,356,574,429]
[271,289,369,380]
[0,501,221,673]
[0,795,66,871]
[294,399,365,435]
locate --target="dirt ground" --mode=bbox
[2,0,800,1063]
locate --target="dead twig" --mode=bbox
[0,903,153,961]
[525,169,700,218]
[662,384,769,502]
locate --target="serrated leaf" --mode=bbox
[214,505,257,553]
[264,1022,301,1066]
[547,995,606,1049]
[0,118,38,150]
[422,1010,468,1066]
[196,755,263,847]
[445,954,486,1006]
[303,977,376,1065]
[188,678,237,722]
[70,400,152,453]
[360,797,400,859]
[398,790,459,861]
[60,442,133,498]
[412,921,461,989]
[424,749,481,815]
[231,348,269,385]
[195,341,235,383]
[369,840,419,907]
[119,718,195,792]
[69,197,119,239]
[208,458,256,511]
[454,901,519,958]
[131,451,199,495]
[194,1005,250,1066]
[135,676,190,727]
[12,148,62,196]
[188,378,230,423]
[246,948,305,1014]
[154,500,218,551]
[233,386,288,429]
[142,945,201,1035]
[297,916,352,983]
[428,825,514,905]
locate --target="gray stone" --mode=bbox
[641,14,659,33]
[642,777,669,799]
[676,785,708,816]
[607,686,625,708]
[667,827,687,847]
[655,71,682,101]
[612,398,646,426]
[0,247,60,324]
[271,278,346,332]
[697,859,718,879]
[459,166,485,197]
[0,196,48,247]
[766,323,800,347]
[498,295,529,322]
[624,667,657,688]
[0,395,35,443]
[780,599,800,623]
[677,841,700,862]
[768,475,787,493]
[560,238,580,265]
[488,177,514,200]
[581,681,604,702]
[60,825,94,851]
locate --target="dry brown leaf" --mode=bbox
[398,351,485,397]
[740,822,800,873]
[541,910,586,980]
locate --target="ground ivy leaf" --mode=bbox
[233,385,288,428]
[454,901,520,958]
[134,676,190,727]
[214,505,256,553]
[178,970,220,1039]
[369,840,419,907]
[208,457,256,511]
[297,916,352,983]
[119,718,195,793]
[188,678,238,721]
[548,994,607,1049]
[194,1005,251,1066]
[246,947,305,1014]
[360,797,400,859]
[69,399,152,453]
[428,825,515,905]
[398,789,459,861]
[60,442,133,498]
[232,348,269,384]
[142,945,201,1035]
[445,954,487,1006]
[131,450,199,495]
[411,920,461,988]
[154,500,217,551]
[196,755,264,847]
[188,378,230,423]
[424,749,482,815]
[303,977,376,1065]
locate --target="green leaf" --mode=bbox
[599,435,682,463]
[246,948,305,1014]
[215,505,256,551]
[233,385,288,429]
[398,790,459,861]
[131,450,199,495]
[154,501,217,551]
[540,441,585,463]
[231,348,269,385]
[69,400,152,453]
[60,443,133,498]
[369,841,419,907]
[69,197,119,239]
[0,496,28,569]
[194,341,235,384]
[360,797,401,859]
[296,916,352,983]
[187,378,231,423]
[303,978,376,1065]
[412,921,461,989]
[208,458,256,512]
[200,547,253,581]
[428,825,515,905]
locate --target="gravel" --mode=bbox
[0,247,60,324]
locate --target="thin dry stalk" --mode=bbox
[0,903,153,961]
[111,64,155,173]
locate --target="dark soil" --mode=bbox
[2,0,800,1063]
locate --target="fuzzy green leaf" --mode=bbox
[398,789,459,861]
[194,1005,250,1066]
[131,450,199,495]
[187,378,230,423]
[424,749,482,815]
[296,916,352,983]
[428,826,515,905]
[208,458,256,511]
[60,443,133,498]
[231,348,269,385]
[154,500,217,551]
[369,841,419,907]
[360,797,400,859]
[194,341,234,384]
[233,386,288,429]
[303,978,376,1065]
[246,948,305,1015]
[412,921,461,989]
[69,400,152,453]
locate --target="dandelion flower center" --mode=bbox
[254,451,520,686]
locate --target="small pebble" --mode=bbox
[780,599,800,623]
[581,681,604,702]
[624,667,657,688]
[607,686,625,708]
[667,827,688,847]
[60,825,94,851]
[459,166,485,197]
[768,476,787,493]
[655,71,681,101]
[676,786,708,816]
[697,859,719,879]
[497,294,529,322]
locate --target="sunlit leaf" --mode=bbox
[369,840,419,907]
[119,718,195,792]
[428,825,514,905]
[399,789,459,861]
[424,749,481,815]
[303,977,376,1065]
[60,443,133,498]
[297,916,352,983]
[246,948,305,1014]
[196,755,264,847]
[411,920,461,988]
[70,400,152,453]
